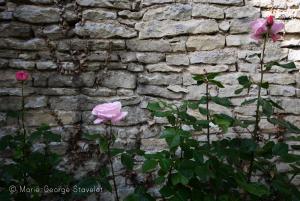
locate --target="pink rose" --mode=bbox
[92,101,128,124]
[15,70,29,81]
[250,15,284,42]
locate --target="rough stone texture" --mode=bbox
[143,4,192,21]
[186,35,225,51]
[192,4,224,19]
[74,21,137,38]
[135,19,219,39]
[14,5,60,23]
[0,0,300,196]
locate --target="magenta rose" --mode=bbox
[92,101,128,124]
[15,70,29,81]
[250,15,284,42]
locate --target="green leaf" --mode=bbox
[265,61,296,71]
[44,132,61,142]
[243,183,270,197]
[159,159,171,172]
[209,80,224,88]
[142,159,158,172]
[147,102,162,111]
[198,107,208,115]
[266,99,284,110]
[199,96,208,104]
[171,173,189,185]
[207,72,219,80]
[241,98,257,106]
[110,148,125,156]
[212,114,235,133]
[261,99,273,117]
[238,76,251,86]
[193,74,205,81]
[211,96,232,107]
[234,88,244,94]
[272,143,288,156]
[121,153,134,170]
[260,82,269,89]
[168,135,181,148]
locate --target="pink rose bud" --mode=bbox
[250,17,284,42]
[91,101,128,124]
[266,16,274,26]
[15,71,29,81]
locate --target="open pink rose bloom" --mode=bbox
[92,101,128,124]
[15,70,29,81]
[250,16,284,42]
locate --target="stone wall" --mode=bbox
[0,0,300,199]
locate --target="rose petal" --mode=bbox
[111,111,128,123]
[94,118,105,124]
[271,22,284,34]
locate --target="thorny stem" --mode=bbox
[21,81,27,185]
[247,35,267,182]
[107,123,120,201]
[206,80,210,146]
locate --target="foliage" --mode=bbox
[0,123,73,201]
[125,70,300,201]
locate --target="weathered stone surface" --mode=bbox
[238,62,257,73]
[186,35,225,51]
[143,4,192,21]
[166,54,189,66]
[25,96,47,108]
[74,21,137,39]
[36,25,65,40]
[264,43,288,62]
[137,85,182,99]
[225,6,260,19]
[138,73,182,85]
[0,11,13,20]
[126,39,172,52]
[288,49,300,61]
[35,88,77,96]
[252,74,295,85]
[167,85,188,93]
[82,9,117,21]
[189,49,236,64]
[14,5,60,23]
[57,39,125,51]
[0,38,47,50]
[76,0,131,9]
[82,87,116,97]
[100,71,136,89]
[146,63,182,73]
[219,85,247,97]
[230,19,251,33]
[192,4,224,19]
[49,96,82,110]
[0,97,21,111]
[280,98,300,114]
[285,19,300,33]
[136,53,165,64]
[36,61,57,70]
[118,10,143,20]
[115,107,150,126]
[185,85,217,100]
[135,19,218,39]
[226,35,256,46]
[9,60,35,70]
[193,0,243,5]
[141,0,173,7]
[0,22,32,38]
[48,72,95,87]
[269,85,296,96]
[188,65,229,74]
[127,63,144,72]
[219,21,230,32]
